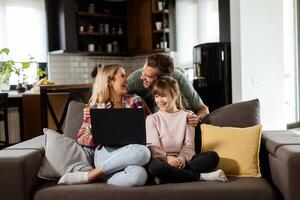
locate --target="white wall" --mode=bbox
[230,0,285,130]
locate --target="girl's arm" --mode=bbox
[146,116,166,160]
[177,125,195,163]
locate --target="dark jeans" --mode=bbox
[147,151,219,183]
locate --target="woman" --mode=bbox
[59,64,151,187]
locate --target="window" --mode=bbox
[284,0,299,127]
[175,0,219,69]
[0,0,47,84]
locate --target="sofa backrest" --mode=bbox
[63,99,261,148]
[63,100,86,139]
[202,98,261,127]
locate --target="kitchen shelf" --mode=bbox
[151,0,174,52]
[79,32,127,37]
[153,29,170,33]
[152,9,169,14]
[153,48,170,52]
[77,11,127,20]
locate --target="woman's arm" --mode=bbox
[146,116,166,160]
[131,95,152,117]
[77,108,95,147]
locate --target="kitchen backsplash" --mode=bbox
[48,54,147,84]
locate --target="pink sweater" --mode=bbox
[146,110,195,162]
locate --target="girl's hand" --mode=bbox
[187,111,200,127]
[166,156,181,168]
[177,157,186,169]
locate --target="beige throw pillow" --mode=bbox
[201,124,262,177]
[38,128,93,180]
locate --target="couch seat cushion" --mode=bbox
[34,178,274,200]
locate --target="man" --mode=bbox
[127,54,209,127]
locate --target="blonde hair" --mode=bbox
[89,64,122,107]
[152,76,183,110]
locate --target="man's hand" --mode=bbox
[166,156,181,168]
[197,104,209,121]
[187,111,200,127]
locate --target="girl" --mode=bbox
[59,64,151,187]
[146,76,227,184]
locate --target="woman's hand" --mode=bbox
[166,156,181,168]
[187,111,200,127]
[83,106,90,120]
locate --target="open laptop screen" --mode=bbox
[90,108,146,146]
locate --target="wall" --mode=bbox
[230,0,285,130]
[48,54,147,84]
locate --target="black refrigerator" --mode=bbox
[193,42,231,112]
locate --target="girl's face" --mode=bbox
[154,92,178,113]
[109,67,128,96]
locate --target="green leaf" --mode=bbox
[21,62,30,69]
[0,48,9,55]
[38,68,46,77]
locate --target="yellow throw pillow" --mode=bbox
[201,124,262,177]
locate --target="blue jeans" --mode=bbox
[94,144,150,186]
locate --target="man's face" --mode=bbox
[140,65,159,89]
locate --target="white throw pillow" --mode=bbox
[38,128,94,180]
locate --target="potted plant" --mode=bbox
[0,48,34,92]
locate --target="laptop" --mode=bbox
[90,108,146,146]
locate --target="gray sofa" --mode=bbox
[1,99,300,200]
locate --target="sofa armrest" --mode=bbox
[0,136,45,200]
[262,130,300,200]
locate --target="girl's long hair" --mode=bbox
[89,64,122,107]
[152,76,183,110]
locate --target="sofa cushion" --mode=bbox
[194,99,261,152]
[202,99,260,127]
[63,101,86,139]
[33,177,274,200]
[201,124,262,177]
[38,128,93,180]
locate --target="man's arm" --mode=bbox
[197,104,209,120]
[173,69,205,112]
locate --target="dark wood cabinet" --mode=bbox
[128,0,152,55]
[46,0,176,55]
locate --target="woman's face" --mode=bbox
[109,67,128,96]
[154,92,177,112]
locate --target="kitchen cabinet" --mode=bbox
[46,0,176,55]
[128,0,152,55]
[75,0,129,55]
